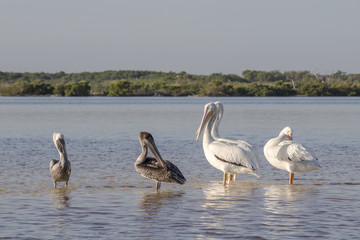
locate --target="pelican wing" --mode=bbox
[277,141,317,162]
[144,157,163,169]
[236,140,253,148]
[49,159,58,171]
[164,160,186,184]
[66,161,72,175]
[218,138,254,150]
[235,140,259,169]
[209,141,257,170]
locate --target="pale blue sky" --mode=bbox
[1,0,359,75]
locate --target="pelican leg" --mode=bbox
[65,181,69,188]
[289,172,295,184]
[223,172,227,185]
[53,182,57,188]
[228,174,232,184]
[232,174,237,181]
[156,182,161,191]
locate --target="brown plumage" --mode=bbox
[134,132,186,190]
[50,133,71,188]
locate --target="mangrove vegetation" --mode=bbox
[0,70,360,97]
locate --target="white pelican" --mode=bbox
[264,126,321,184]
[135,132,186,190]
[195,103,258,185]
[212,101,259,181]
[50,133,71,188]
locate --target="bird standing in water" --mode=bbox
[195,103,258,185]
[50,133,71,188]
[135,132,186,190]
[264,126,321,184]
[212,101,259,181]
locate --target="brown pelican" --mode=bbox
[135,132,186,190]
[264,126,321,184]
[50,133,71,188]
[196,103,258,185]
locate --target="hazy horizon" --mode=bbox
[1,0,359,75]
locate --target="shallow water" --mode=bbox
[0,97,359,239]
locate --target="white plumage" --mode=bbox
[196,102,259,185]
[212,101,259,181]
[264,126,321,184]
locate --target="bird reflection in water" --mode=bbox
[49,188,72,239]
[50,187,71,209]
[264,183,318,205]
[263,184,320,229]
[202,180,257,204]
[200,181,257,230]
[137,190,185,219]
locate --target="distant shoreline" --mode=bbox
[1,70,359,97]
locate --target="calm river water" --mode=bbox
[0,97,359,239]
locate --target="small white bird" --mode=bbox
[264,126,321,184]
[196,102,259,185]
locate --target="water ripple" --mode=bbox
[1,97,360,239]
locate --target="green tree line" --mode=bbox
[0,70,360,96]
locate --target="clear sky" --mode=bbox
[1,0,359,75]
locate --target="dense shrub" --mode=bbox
[108,79,133,96]
[64,81,91,96]
[30,80,54,95]
[1,70,360,96]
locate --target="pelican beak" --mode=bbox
[195,129,200,140]
[286,134,293,141]
[195,110,212,142]
[53,133,66,153]
[146,137,167,169]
